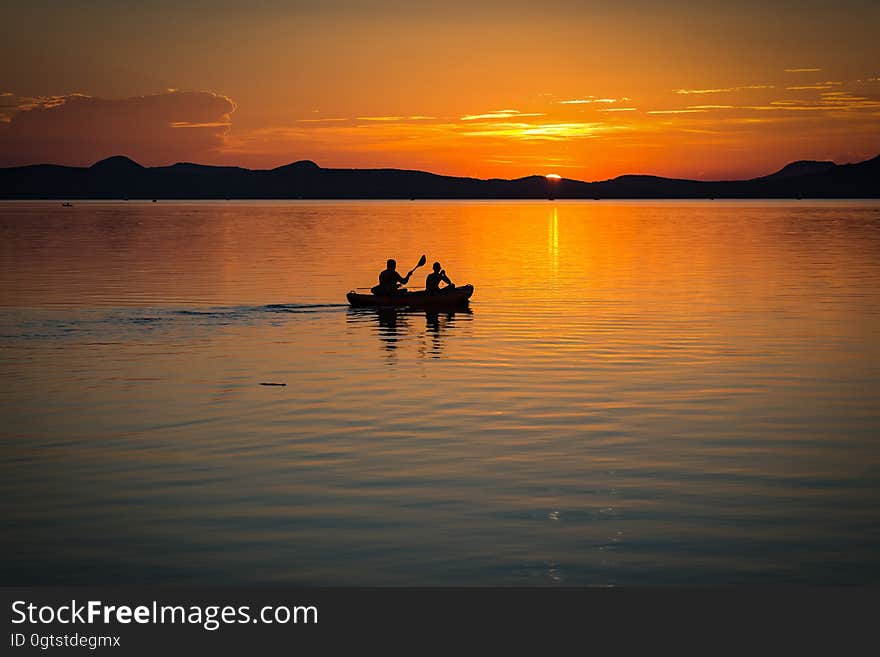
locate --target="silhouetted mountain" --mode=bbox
[759,160,836,180]
[272,160,320,172]
[90,155,144,172]
[1,154,877,199]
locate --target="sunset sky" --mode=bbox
[1,0,878,180]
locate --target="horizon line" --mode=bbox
[3,152,878,185]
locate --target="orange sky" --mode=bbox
[1,1,878,180]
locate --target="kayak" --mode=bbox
[347,284,474,308]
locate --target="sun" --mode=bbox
[545,173,562,180]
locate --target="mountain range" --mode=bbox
[1,154,877,199]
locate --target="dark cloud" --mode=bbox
[0,91,235,166]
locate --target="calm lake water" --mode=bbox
[1,200,878,585]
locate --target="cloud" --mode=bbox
[647,109,708,114]
[646,87,880,118]
[785,81,843,90]
[784,68,822,73]
[1,93,76,123]
[356,115,436,121]
[598,107,638,112]
[674,88,732,95]
[460,121,616,140]
[295,117,349,123]
[558,97,629,104]
[0,91,235,166]
[746,92,880,112]
[460,109,545,120]
[674,85,773,95]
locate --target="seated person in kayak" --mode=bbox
[372,258,412,295]
[425,262,455,294]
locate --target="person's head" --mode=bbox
[387,259,396,270]
[432,262,441,272]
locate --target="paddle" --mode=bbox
[407,254,427,278]
[355,255,427,290]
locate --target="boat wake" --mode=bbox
[0,303,350,342]
[263,303,349,313]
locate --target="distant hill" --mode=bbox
[759,160,836,180]
[0,154,877,199]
